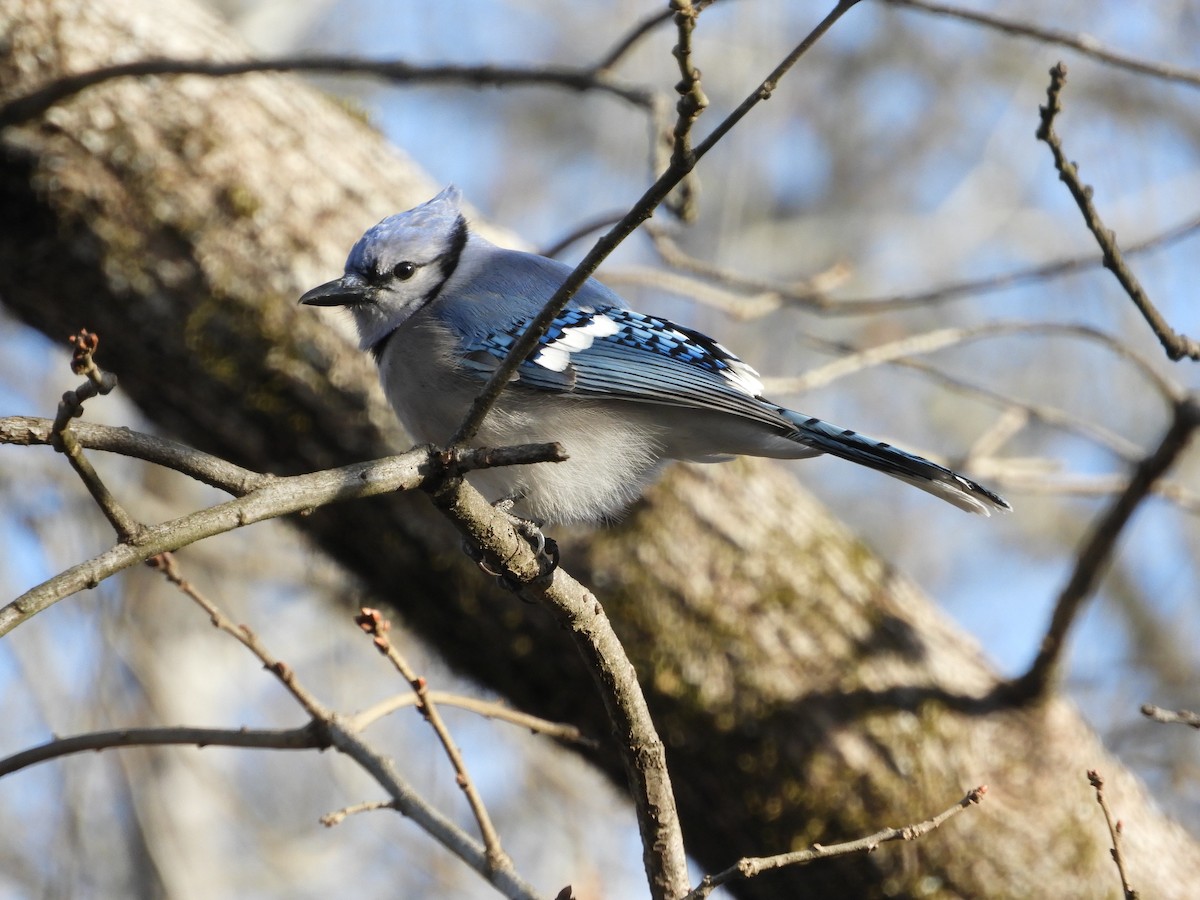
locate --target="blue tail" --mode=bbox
[781,410,1010,516]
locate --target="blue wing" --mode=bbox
[459,305,792,428]
[435,243,787,428]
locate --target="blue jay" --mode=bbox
[301,187,1010,526]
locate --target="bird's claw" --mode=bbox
[464,499,560,589]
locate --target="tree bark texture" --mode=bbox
[2,1,1197,896]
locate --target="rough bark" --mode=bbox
[2,1,1197,897]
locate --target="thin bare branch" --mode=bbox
[149,551,330,715]
[2,415,268,492]
[0,55,653,130]
[665,0,708,221]
[593,8,674,72]
[48,330,142,541]
[641,213,1200,318]
[886,0,1200,90]
[788,321,1180,475]
[990,471,1200,515]
[324,718,544,898]
[1037,63,1200,361]
[768,320,1182,405]
[539,210,630,258]
[0,429,565,636]
[356,608,510,872]
[352,691,596,747]
[829,213,1200,314]
[427,475,688,900]
[1140,704,1200,729]
[1,416,562,496]
[149,554,539,898]
[1007,395,1200,700]
[1087,770,1140,900]
[0,724,323,777]
[602,261,847,321]
[685,786,988,899]
[321,799,396,827]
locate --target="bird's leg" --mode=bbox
[493,495,560,577]
[462,494,560,588]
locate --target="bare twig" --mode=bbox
[1008,395,1200,700]
[149,552,329,714]
[1140,704,1200,729]
[1037,63,1200,362]
[788,321,1181,478]
[666,0,708,220]
[640,214,1200,318]
[886,0,1200,90]
[593,8,675,72]
[539,210,630,258]
[352,691,595,747]
[635,225,847,316]
[0,56,653,130]
[830,214,1200,314]
[1087,770,1139,900]
[356,608,510,872]
[321,799,396,827]
[1,416,562,495]
[323,716,544,899]
[0,724,323,777]
[49,330,142,541]
[685,786,988,899]
[768,320,1181,405]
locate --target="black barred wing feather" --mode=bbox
[461,307,784,425]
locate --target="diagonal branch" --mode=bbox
[639,213,1200,318]
[425,474,688,900]
[1140,704,1200,729]
[1037,62,1200,362]
[350,690,595,746]
[0,422,565,637]
[885,0,1200,90]
[1087,770,1139,900]
[1007,395,1200,700]
[356,608,510,872]
[48,330,142,540]
[686,786,988,899]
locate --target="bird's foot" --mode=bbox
[464,497,560,590]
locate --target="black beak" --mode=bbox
[299,273,371,307]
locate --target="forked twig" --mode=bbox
[1037,63,1199,362]
[356,608,510,871]
[685,786,988,899]
[1087,770,1139,900]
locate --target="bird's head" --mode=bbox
[300,186,469,350]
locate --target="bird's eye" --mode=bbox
[392,261,417,281]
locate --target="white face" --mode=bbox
[301,196,469,351]
[344,236,460,349]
